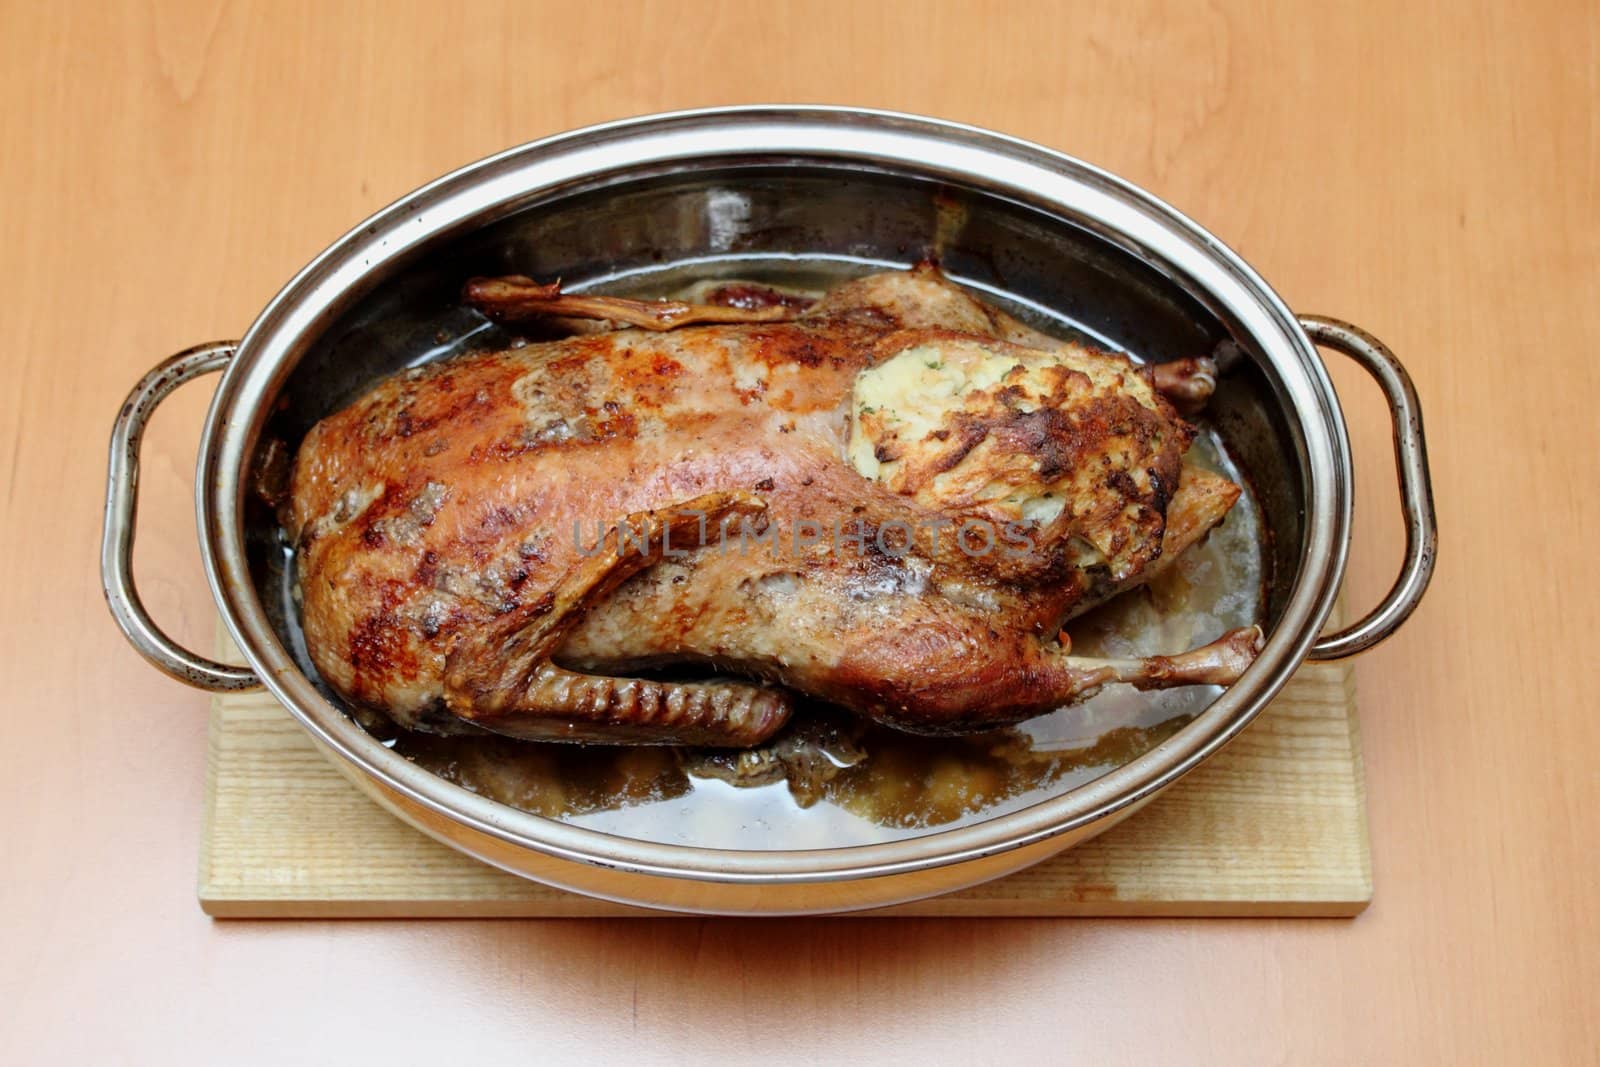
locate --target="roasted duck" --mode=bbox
[287,265,1261,747]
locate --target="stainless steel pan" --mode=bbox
[102,107,1435,914]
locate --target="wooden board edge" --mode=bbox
[196,691,225,906]
[1338,663,1375,905]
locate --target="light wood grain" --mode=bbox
[3,1,1597,1062]
[200,627,1369,918]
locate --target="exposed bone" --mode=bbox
[505,663,792,746]
[1048,625,1264,700]
[465,275,804,331]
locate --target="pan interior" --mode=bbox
[245,165,1305,849]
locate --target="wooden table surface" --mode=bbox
[3,2,1595,1062]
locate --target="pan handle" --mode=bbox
[1300,316,1438,660]
[102,342,261,691]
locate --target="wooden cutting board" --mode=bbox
[200,623,1370,918]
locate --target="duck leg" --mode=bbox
[441,490,792,746]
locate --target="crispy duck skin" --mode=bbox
[288,266,1259,745]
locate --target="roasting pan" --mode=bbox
[102,107,1435,914]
